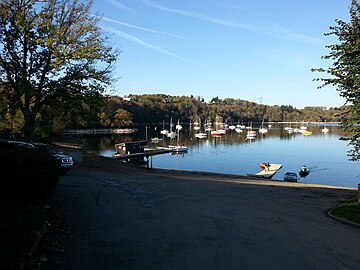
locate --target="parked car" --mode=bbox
[3,140,34,148]
[284,172,298,182]
[32,142,74,175]
[1,140,74,175]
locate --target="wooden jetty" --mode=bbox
[112,148,171,161]
[112,141,171,168]
[62,128,138,135]
[246,163,283,179]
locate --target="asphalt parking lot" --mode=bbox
[44,157,360,270]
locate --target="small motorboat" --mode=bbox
[195,132,207,139]
[299,165,310,178]
[168,145,188,153]
[151,137,163,142]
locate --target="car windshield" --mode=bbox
[34,144,60,154]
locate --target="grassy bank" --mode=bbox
[330,197,360,225]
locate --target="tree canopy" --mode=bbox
[0,0,118,141]
[312,0,360,161]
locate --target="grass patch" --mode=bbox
[330,197,360,224]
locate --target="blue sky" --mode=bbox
[92,0,352,109]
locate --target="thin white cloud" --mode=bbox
[102,16,184,39]
[104,25,201,66]
[142,0,324,45]
[106,0,134,11]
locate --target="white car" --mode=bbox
[284,172,298,182]
[4,140,74,175]
[32,143,74,175]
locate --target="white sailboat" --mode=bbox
[167,117,176,138]
[194,119,207,138]
[321,122,329,133]
[160,120,168,135]
[229,120,236,130]
[175,119,183,131]
[204,119,213,131]
[235,127,243,133]
[259,119,268,134]
[169,125,188,152]
[299,121,308,131]
[246,122,256,139]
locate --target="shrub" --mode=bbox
[0,147,60,203]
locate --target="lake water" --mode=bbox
[82,123,359,188]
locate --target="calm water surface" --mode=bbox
[83,123,359,188]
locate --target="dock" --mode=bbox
[246,163,283,179]
[112,148,171,161]
[112,141,172,168]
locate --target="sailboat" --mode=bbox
[160,120,168,135]
[169,124,188,153]
[167,117,176,139]
[195,119,207,139]
[246,121,256,139]
[286,122,294,133]
[299,121,308,131]
[235,127,243,133]
[204,119,213,131]
[321,122,329,133]
[259,119,268,134]
[228,120,236,130]
[235,120,243,132]
[175,119,183,131]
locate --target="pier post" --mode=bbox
[358,184,360,203]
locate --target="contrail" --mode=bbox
[102,16,184,39]
[104,25,203,66]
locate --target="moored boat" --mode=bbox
[168,145,188,153]
[246,163,283,179]
[150,137,163,142]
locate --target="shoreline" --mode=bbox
[77,154,356,191]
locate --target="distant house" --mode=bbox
[122,97,131,102]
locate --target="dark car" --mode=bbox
[3,140,35,148]
[2,140,74,175]
[32,142,74,175]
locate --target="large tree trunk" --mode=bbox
[23,112,36,142]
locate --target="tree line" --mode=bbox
[101,94,345,126]
[0,90,346,138]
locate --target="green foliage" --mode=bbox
[114,108,133,127]
[0,0,118,140]
[97,94,343,126]
[312,0,360,161]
